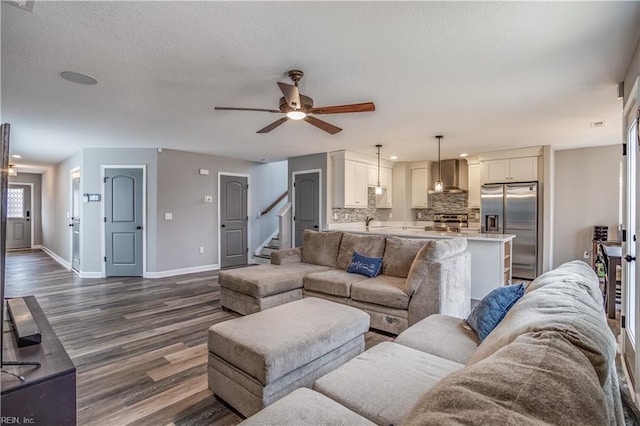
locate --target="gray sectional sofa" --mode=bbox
[219,230,471,334]
[239,260,624,425]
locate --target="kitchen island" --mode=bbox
[326,222,515,300]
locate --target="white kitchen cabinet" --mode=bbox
[481,157,538,183]
[468,163,481,208]
[411,168,430,208]
[333,159,368,208]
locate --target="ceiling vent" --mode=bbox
[5,0,35,12]
[590,121,606,128]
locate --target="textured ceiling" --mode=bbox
[2,1,639,170]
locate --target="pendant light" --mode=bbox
[375,144,383,195]
[434,135,444,193]
[7,164,17,177]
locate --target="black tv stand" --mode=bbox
[1,296,76,425]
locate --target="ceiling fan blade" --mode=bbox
[308,102,376,115]
[215,107,281,113]
[304,116,342,135]
[277,82,301,109]
[257,117,289,133]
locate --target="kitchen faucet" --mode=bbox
[365,216,374,226]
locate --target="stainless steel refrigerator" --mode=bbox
[481,182,538,279]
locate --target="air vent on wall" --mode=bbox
[590,121,606,128]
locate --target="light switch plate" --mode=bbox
[199,169,209,175]
[165,213,173,220]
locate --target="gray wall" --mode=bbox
[156,149,286,271]
[288,153,329,229]
[9,172,42,246]
[624,35,640,101]
[553,146,620,267]
[41,151,82,262]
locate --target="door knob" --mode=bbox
[313,225,318,229]
[69,224,73,227]
[221,224,226,228]
[625,254,636,262]
[136,226,142,230]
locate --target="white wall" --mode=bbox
[553,146,620,267]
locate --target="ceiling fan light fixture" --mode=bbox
[286,111,307,120]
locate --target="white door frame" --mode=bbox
[217,172,251,267]
[8,181,34,249]
[100,165,147,278]
[69,166,80,274]
[291,169,323,247]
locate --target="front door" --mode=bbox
[7,184,31,249]
[105,168,143,276]
[294,171,320,247]
[220,175,247,268]
[71,171,81,271]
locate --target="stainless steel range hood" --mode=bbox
[430,159,465,193]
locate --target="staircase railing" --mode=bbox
[259,191,288,217]
[277,202,293,249]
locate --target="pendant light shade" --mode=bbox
[375,144,383,195]
[7,164,17,177]
[434,135,443,193]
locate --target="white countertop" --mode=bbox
[326,223,514,242]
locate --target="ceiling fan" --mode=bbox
[215,70,375,135]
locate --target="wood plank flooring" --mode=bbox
[4,250,392,425]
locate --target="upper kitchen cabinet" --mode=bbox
[481,156,538,184]
[332,150,394,208]
[467,160,481,208]
[410,164,431,208]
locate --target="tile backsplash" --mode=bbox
[332,188,391,223]
[413,192,480,224]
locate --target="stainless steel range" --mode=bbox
[431,213,469,233]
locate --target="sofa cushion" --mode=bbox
[403,331,610,426]
[304,269,368,298]
[350,275,410,309]
[301,230,343,268]
[395,314,480,364]
[347,252,383,278]
[526,260,603,306]
[239,388,376,426]
[465,283,525,341]
[336,233,386,270]
[314,342,463,426]
[382,237,427,278]
[467,262,622,422]
[219,263,331,297]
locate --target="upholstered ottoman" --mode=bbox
[208,297,370,417]
[218,263,330,315]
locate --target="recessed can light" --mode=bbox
[61,71,98,85]
[11,154,22,158]
[390,155,398,160]
[459,153,468,157]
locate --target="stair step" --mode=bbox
[265,245,279,250]
[255,253,271,259]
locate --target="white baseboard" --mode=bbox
[79,271,103,278]
[254,229,279,256]
[32,244,42,249]
[144,264,220,279]
[40,246,72,270]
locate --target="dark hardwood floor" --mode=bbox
[4,250,392,425]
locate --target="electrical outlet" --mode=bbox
[199,246,205,254]
[583,251,590,259]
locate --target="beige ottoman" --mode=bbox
[218,263,330,315]
[208,297,370,417]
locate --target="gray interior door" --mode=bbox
[71,173,81,271]
[7,184,31,249]
[294,172,320,247]
[220,175,248,268]
[105,168,143,276]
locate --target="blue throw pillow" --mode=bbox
[465,283,525,341]
[347,252,383,278]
